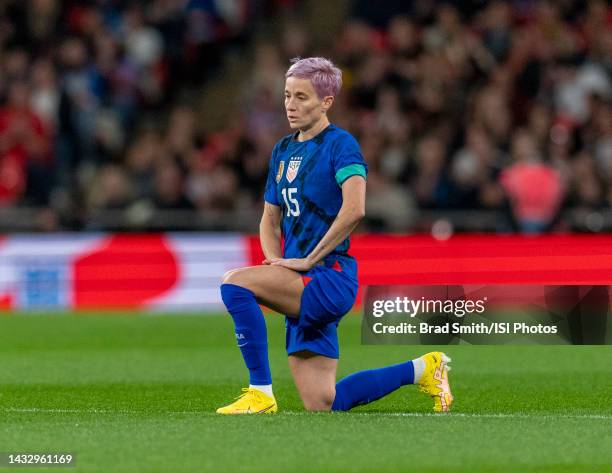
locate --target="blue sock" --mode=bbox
[220,283,272,385]
[331,361,414,411]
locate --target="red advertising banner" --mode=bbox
[0,233,611,311]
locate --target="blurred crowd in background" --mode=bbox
[0,0,611,233]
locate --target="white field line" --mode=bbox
[1,407,611,420]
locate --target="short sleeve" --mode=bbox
[264,145,280,205]
[332,133,368,186]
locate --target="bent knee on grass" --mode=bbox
[289,353,337,412]
[302,393,335,412]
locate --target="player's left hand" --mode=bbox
[267,257,315,272]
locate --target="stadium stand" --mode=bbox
[0,0,610,233]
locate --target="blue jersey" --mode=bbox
[264,124,367,260]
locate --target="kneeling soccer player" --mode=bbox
[217,57,453,414]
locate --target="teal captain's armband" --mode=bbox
[335,164,367,186]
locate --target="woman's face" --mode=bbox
[284,76,332,131]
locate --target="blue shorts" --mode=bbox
[285,255,358,359]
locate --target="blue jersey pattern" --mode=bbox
[264,124,367,262]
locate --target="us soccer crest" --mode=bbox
[275,161,284,183]
[286,156,302,183]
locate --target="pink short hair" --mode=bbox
[285,57,342,99]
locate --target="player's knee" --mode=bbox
[221,269,259,303]
[222,268,245,285]
[221,270,234,284]
[303,392,335,412]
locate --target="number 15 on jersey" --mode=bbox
[281,188,300,217]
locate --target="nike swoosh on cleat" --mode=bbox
[237,343,248,347]
[257,404,276,413]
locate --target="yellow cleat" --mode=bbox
[216,388,278,414]
[418,352,453,413]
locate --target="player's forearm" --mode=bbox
[260,221,283,260]
[306,206,364,265]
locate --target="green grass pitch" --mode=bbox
[0,313,610,473]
